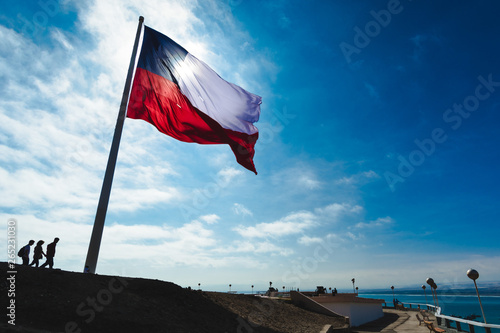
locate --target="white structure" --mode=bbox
[290,291,384,327]
[315,294,384,327]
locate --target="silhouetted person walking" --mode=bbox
[40,238,59,269]
[20,240,35,265]
[29,240,46,267]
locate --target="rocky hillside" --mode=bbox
[1,262,347,332]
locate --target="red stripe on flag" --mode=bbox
[127,68,258,174]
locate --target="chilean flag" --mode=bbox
[127,26,262,174]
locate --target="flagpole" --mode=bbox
[84,16,144,274]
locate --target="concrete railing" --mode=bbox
[435,313,500,333]
[384,302,500,333]
[382,301,438,313]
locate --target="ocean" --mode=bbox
[360,291,500,332]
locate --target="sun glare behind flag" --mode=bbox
[127,26,262,174]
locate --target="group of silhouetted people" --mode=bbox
[19,237,60,268]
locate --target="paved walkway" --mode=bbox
[352,309,435,333]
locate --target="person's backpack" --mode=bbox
[17,246,25,257]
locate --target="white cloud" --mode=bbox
[315,202,363,219]
[0,0,257,224]
[0,213,225,270]
[5,0,497,291]
[0,166,101,222]
[362,170,379,179]
[232,202,371,241]
[409,33,442,63]
[271,164,322,191]
[0,0,277,275]
[50,28,74,51]
[232,203,253,216]
[109,188,179,212]
[199,214,220,224]
[218,167,244,184]
[336,170,380,185]
[221,240,293,256]
[297,174,321,189]
[355,216,394,229]
[298,235,322,245]
[346,231,360,240]
[233,211,317,238]
[364,82,379,99]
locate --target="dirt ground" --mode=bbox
[1,262,347,333]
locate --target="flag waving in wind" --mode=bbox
[127,26,262,174]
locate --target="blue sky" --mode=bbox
[1,0,499,292]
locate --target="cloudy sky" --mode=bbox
[1,0,499,292]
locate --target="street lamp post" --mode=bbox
[391,285,395,306]
[422,285,428,305]
[426,278,436,307]
[352,278,355,293]
[433,283,439,307]
[467,268,487,324]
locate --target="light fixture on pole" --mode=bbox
[352,278,355,293]
[391,285,395,303]
[467,268,487,324]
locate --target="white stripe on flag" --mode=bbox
[176,53,261,135]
